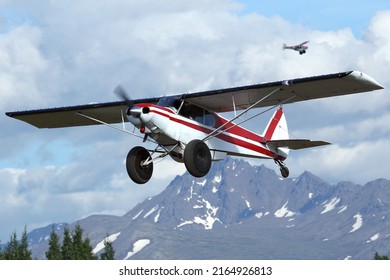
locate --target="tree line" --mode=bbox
[0,224,115,260]
[1,225,389,260]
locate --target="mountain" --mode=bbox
[26,157,390,259]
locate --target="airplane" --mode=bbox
[283,41,309,55]
[6,71,383,184]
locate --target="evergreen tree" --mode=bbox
[61,227,73,260]
[71,224,84,260]
[46,226,62,260]
[100,237,115,260]
[82,236,97,260]
[374,252,389,260]
[60,224,96,260]
[70,224,96,259]
[18,226,32,260]
[0,243,4,260]
[4,232,19,260]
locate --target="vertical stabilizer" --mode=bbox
[262,108,289,142]
[262,108,290,159]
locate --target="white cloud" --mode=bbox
[0,1,389,241]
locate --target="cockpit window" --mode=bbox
[178,103,215,127]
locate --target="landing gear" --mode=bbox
[126,146,153,184]
[275,159,289,178]
[184,140,212,177]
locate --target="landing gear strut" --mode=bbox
[275,159,289,178]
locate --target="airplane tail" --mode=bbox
[262,108,331,156]
[282,43,287,50]
[262,108,290,158]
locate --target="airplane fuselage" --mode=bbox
[127,102,288,163]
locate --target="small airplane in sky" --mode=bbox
[6,71,383,184]
[283,41,309,55]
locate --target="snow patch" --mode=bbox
[308,192,313,199]
[144,205,159,218]
[132,209,143,220]
[367,233,380,243]
[274,201,295,218]
[255,212,263,218]
[350,213,363,233]
[213,174,222,184]
[193,199,220,229]
[338,205,348,213]
[123,239,150,260]
[255,211,269,218]
[93,232,121,254]
[154,207,163,223]
[177,199,220,230]
[185,185,194,201]
[197,179,207,186]
[176,220,194,228]
[321,197,341,214]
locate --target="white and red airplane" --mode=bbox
[283,41,309,55]
[6,71,383,184]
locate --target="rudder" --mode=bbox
[262,108,289,142]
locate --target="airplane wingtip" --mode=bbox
[349,71,384,90]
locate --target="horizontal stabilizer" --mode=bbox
[266,139,331,150]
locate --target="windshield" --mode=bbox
[156,96,181,110]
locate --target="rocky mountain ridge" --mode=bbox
[25,157,390,259]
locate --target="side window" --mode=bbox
[179,103,215,127]
[203,111,215,127]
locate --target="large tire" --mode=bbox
[126,146,153,184]
[184,140,211,177]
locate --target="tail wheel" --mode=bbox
[275,159,289,178]
[126,146,153,184]
[184,140,211,178]
[280,166,289,178]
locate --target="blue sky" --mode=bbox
[240,0,389,36]
[0,0,389,241]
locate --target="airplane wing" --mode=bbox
[5,71,383,129]
[5,98,159,129]
[182,71,383,112]
[300,41,309,46]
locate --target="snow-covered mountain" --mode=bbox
[26,157,390,259]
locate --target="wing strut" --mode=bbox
[76,112,157,143]
[232,95,237,117]
[227,94,297,135]
[202,88,281,142]
[202,88,296,141]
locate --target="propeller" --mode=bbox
[114,84,134,108]
[114,85,148,141]
[114,85,142,118]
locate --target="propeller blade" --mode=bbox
[114,85,134,107]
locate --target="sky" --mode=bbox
[0,0,389,241]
